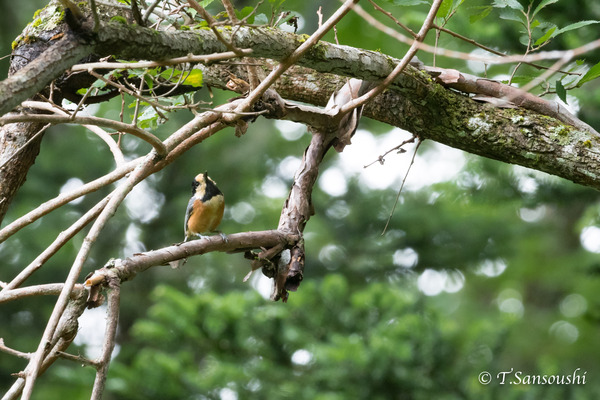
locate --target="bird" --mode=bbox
[184,172,225,241]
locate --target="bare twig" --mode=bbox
[55,351,99,368]
[21,101,125,165]
[0,284,85,304]
[7,291,87,400]
[70,50,253,71]
[381,139,422,235]
[86,69,171,113]
[90,273,120,400]
[0,113,166,156]
[187,0,246,56]
[142,0,162,24]
[1,195,111,291]
[363,135,416,168]
[351,3,600,66]
[339,0,444,115]
[20,152,161,399]
[431,23,577,76]
[231,0,361,118]
[0,339,31,360]
[368,0,417,38]
[0,123,50,170]
[0,158,139,244]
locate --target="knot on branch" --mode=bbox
[84,258,124,309]
[244,240,305,303]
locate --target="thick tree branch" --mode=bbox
[84,230,299,289]
[202,63,600,190]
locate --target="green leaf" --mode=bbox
[436,0,453,18]
[532,0,558,17]
[144,75,154,90]
[555,80,567,104]
[137,106,159,129]
[254,13,269,25]
[555,20,600,36]
[578,62,600,87]
[469,6,492,23]
[235,6,255,24]
[492,0,523,11]
[534,26,556,46]
[159,68,182,81]
[128,68,147,78]
[199,0,215,7]
[92,79,107,89]
[182,69,203,88]
[499,9,525,25]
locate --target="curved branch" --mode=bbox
[21,101,125,166]
[0,113,166,156]
[1,195,111,291]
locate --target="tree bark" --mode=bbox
[202,64,600,190]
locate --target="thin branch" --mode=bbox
[518,52,573,94]
[363,135,416,168]
[83,230,299,287]
[86,69,171,113]
[0,158,139,244]
[221,0,237,23]
[0,338,31,360]
[69,50,252,71]
[350,3,600,66]
[0,123,50,170]
[431,23,578,76]
[21,101,125,166]
[55,351,99,368]
[187,0,246,56]
[381,139,422,235]
[369,0,417,38]
[90,274,120,400]
[0,113,166,157]
[339,0,444,114]
[142,0,162,24]
[0,284,85,304]
[21,152,161,399]
[1,195,111,291]
[7,291,87,400]
[231,0,361,118]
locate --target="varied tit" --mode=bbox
[184,172,225,241]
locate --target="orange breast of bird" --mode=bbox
[187,196,224,235]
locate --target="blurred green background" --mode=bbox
[1,0,600,399]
